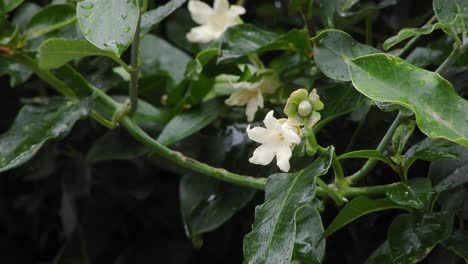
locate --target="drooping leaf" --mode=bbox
[243,148,333,264]
[443,230,468,261]
[24,4,77,40]
[338,150,396,169]
[76,0,139,56]
[383,23,449,50]
[38,38,119,69]
[292,205,325,264]
[366,241,393,264]
[312,29,379,81]
[157,100,223,146]
[433,0,468,34]
[180,173,255,246]
[322,196,405,239]
[386,178,432,209]
[140,0,187,34]
[388,211,454,263]
[392,120,416,157]
[0,98,91,173]
[347,53,468,147]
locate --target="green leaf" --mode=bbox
[24,4,77,40]
[312,29,379,81]
[292,205,325,264]
[243,148,334,264]
[219,24,312,61]
[157,100,222,146]
[338,150,395,168]
[140,0,187,34]
[434,164,468,192]
[53,229,90,264]
[0,58,31,87]
[433,0,468,34]
[347,53,468,147]
[76,0,139,56]
[392,120,416,157]
[4,0,23,12]
[386,178,432,209]
[38,38,118,69]
[443,231,468,261]
[0,98,91,173]
[180,173,255,246]
[388,211,454,263]
[322,196,405,239]
[366,241,393,264]
[383,23,448,50]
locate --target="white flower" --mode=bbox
[186,0,245,43]
[247,111,302,172]
[225,72,280,122]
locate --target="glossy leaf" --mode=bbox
[338,150,395,168]
[366,241,393,264]
[322,196,405,239]
[388,211,454,263]
[0,98,91,173]
[219,24,312,61]
[25,4,76,40]
[140,0,187,34]
[76,0,139,56]
[157,100,223,146]
[292,205,325,264]
[38,38,118,69]
[383,23,447,50]
[386,178,432,209]
[180,173,255,246]
[347,53,468,147]
[433,0,468,34]
[392,120,416,156]
[312,29,379,81]
[243,148,333,264]
[434,164,468,192]
[443,231,468,261]
[4,0,23,12]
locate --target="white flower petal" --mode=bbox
[188,0,213,25]
[249,144,276,166]
[186,25,218,43]
[263,110,280,130]
[229,5,246,16]
[213,0,230,12]
[245,90,263,121]
[281,123,301,145]
[275,145,292,172]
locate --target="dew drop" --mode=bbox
[80,2,94,9]
[124,26,131,32]
[418,80,425,86]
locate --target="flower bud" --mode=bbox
[298,100,313,117]
[284,88,324,128]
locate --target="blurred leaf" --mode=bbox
[0,97,91,173]
[24,4,76,40]
[443,230,468,261]
[157,99,222,146]
[62,158,91,196]
[76,0,139,56]
[434,164,468,192]
[140,0,187,34]
[243,148,333,264]
[433,0,468,34]
[38,38,119,69]
[366,241,393,264]
[4,0,23,12]
[347,54,468,147]
[406,47,445,68]
[322,196,405,239]
[392,120,416,157]
[383,23,450,50]
[312,29,379,81]
[12,2,40,30]
[185,48,219,78]
[219,24,312,61]
[388,211,454,263]
[292,205,325,264]
[113,96,167,125]
[180,173,255,246]
[0,58,32,87]
[386,178,432,209]
[54,229,90,264]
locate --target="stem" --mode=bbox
[316,178,343,205]
[340,182,401,198]
[129,10,143,114]
[435,40,468,75]
[113,57,132,73]
[317,146,346,185]
[346,112,405,185]
[121,116,268,190]
[395,15,436,58]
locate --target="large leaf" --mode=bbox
[433,0,468,34]
[140,0,187,34]
[0,98,91,173]
[24,4,76,40]
[180,173,255,246]
[388,211,454,263]
[312,29,379,81]
[38,38,118,69]
[292,205,325,264]
[243,148,333,264]
[76,0,139,56]
[157,100,222,146]
[322,196,405,239]
[385,178,432,209]
[347,53,468,147]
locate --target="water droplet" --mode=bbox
[83,28,91,36]
[124,26,131,32]
[80,2,94,9]
[121,14,128,20]
[207,194,216,202]
[418,80,425,86]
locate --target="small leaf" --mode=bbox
[25,4,77,40]
[433,0,468,34]
[38,38,118,69]
[157,100,223,146]
[386,178,432,209]
[76,0,140,56]
[392,120,416,156]
[443,230,468,261]
[383,23,448,50]
[388,211,454,263]
[312,29,379,81]
[0,98,91,173]
[322,196,405,239]
[347,53,468,147]
[338,149,395,169]
[140,0,187,34]
[243,148,333,264]
[292,205,325,264]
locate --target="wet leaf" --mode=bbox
[384,23,449,50]
[140,0,187,34]
[392,120,416,157]
[25,4,76,40]
[443,230,468,261]
[386,178,432,209]
[292,205,325,264]
[433,0,468,34]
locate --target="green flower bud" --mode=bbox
[298,100,313,117]
[284,88,324,128]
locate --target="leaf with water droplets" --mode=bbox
[347,53,468,147]
[433,0,468,34]
[0,97,91,173]
[76,0,139,56]
[243,148,333,264]
[385,178,432,209]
